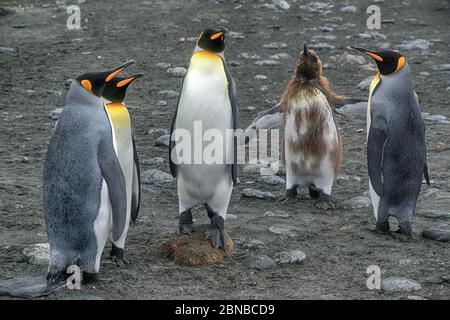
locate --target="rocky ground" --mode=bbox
[0,0,449,300]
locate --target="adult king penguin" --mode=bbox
[354,47,430,238]
[169,28,239,250]
[101,73,143,265]
[278,44,342,211]
[44,61,134,284]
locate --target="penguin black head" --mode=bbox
[197,28,227,53]
[353,48,406,75]
[295,43,322,82]
[75,60,135,97]
[102,73,144,103]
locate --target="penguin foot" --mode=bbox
[178,223,196,235]
[178,210,195,235]
[110,244,129,268]
[314,200,335,211]
[46,270,68,285]
[375,221,390,235]
[205,214,227,253]
[82,272,99,285]
[393,221,412,240]
[308,185,320,199]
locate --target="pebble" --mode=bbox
[268,225,299,237]
[335,102,367,115]
[308,43,335,50]
[253,256,277,270]
[22,243,50,266]
[228,31,245,39]
[275,250,306,265]
[264,210,290,218]
[257,175,285,186]
[342,196,372,209]
[141,169,173,185]
[243,163,282,175]
[158,90,179,99]
[337,175,361,183]
[241,188,277,200]
[340,5,358,13]
[381,277,422,294]
[422,227,450,242]
[148,128,169,137]
[155,134,170,148]
[0,46,15,54]
[342,54,366,65]
[167,67,187,77]
[0,275,63,299]
[398,39,431,50]
[48,108,63,120]
[254,75,268,80]
[432,64,450,72]
[272,0,290,10]
[270,53,291,59]
[423,188,450,200]
[245,239,266,249]
[155,62,171,69]
[254,60,280,66]
[319,26,334,32]
[141,157,165,166]
[156,100,167,107]
[239,52,260,60]
[263,42,287,49]
[420,210,450,220]
[422,113,448,124]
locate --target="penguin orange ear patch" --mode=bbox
[395,56,406,72]
[81,79,92,93]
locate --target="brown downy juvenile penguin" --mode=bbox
[279,44,342,210]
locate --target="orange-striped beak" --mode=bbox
[106,60,135,82]
[210,32,224,40]
[116,73,144,88]
[353,47,384,62]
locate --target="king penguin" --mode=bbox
[169,28,239,250]
[354,47,430,238]
[101,73,143,265]
[44,61,134,284]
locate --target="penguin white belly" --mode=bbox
[104,103,134,248]
[93,180,112,272]
[284,94,337,194]
[175,63,233,203]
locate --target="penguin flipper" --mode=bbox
[367,126,387,196]
[97,139,127,242]
[131,137,141,222]
[223,59,240,185]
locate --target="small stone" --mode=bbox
[167,67,187,78]
[420,210,450,220]
[241,188,277,200]
[228,31,245,39]
[268,225,299,237]
[422,228,450,242]
[141,157,165,166]
[254,75,268,80]
[158,90,179,99]
[422,114,448,124]
[342,196,372,209]
[253,256,276,270]
[141,169,173,185]
[423,188,450,200]
[274,250,306,264]
[244,106,256,111]
[381,277,422,294]
[431,64,450,71]
[407,295,427,300]
[155,62,171,69]
[319,26,334,32]
[156,100,167,107]
[270,53,291,60]
[155,134,170,148]
[245,239,266,249]
[308,43,335,50]
[239,52,260,60]
[262,42,287,49]
[49,108,63,120]
[337,175,361,183]
[335,102,367,115]
[161,224,233,265]
[257,175,285,186]
[357,76,374,90]
[264,210,290,218]
[254,60,280,66]
[398,39,431,50]
[0,275,63,299]
[22,243,50,266]
[0,46,16,54]
[340,5,358,13]
[272,0,290,10]
[358,33,373,40]
[227,214,238,220]
[342,54,366,65]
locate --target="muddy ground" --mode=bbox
[0,0,449,300]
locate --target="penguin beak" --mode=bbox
[116,73,144,88]
[210,31,224,40]
[353,47,384,62]
[106,60,135,82]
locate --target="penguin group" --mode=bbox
[43,28,430,284]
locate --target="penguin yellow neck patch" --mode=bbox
[192,50,221,61]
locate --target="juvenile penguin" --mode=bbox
[279,44,342,210]
[101,73,143,264]
[354,47,430,237]
[44,61,134,283]
[169,28,239,250]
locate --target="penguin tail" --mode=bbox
[424,162,431,186]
